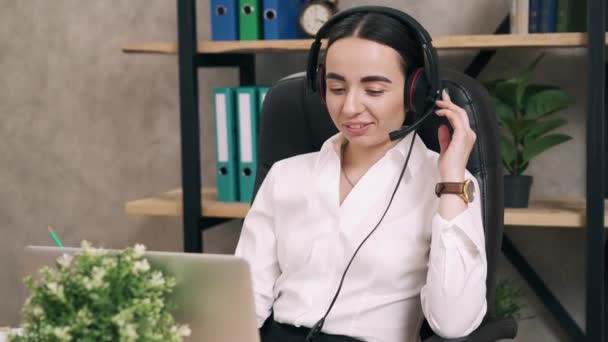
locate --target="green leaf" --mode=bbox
[524,88,574,119]
[523,118,568,144]
[483,79,506,96]
[501,135,517,174]
[515,53,544,108]
[494,79,520,109]
[517,161,529,175]
[522,134,572,164]
[493,97,516,126]
[493,278,525,319]
[522,84,561,103]
[512,118,539,141]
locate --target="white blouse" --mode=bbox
[235,132,487,342]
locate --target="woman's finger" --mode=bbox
[436,90,470,128]
[438,124,451,153]
[435,108,466,134]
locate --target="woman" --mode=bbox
[235,8,487,342]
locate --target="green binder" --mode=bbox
[239,0,261,40]
[236,87,260,203]
[213,87,240,202]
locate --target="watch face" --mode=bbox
[465,180,475,202]
[300,4,333,36]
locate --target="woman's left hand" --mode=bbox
[435,89,477,182]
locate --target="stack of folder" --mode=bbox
[214,86,270,204]
[211,0,307,41]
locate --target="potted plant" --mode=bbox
[483,53,574,207]
[9,241,190,342]
[493,277,525,320]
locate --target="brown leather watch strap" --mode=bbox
[435,182,464,197]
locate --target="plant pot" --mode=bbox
[504,175,533,208]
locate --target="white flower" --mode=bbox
[170,324,192,337]
[102,257,117,269]
[83,267,105,290]
[122,323,138,341]
[53,326,71,341]
[89,246,106,256]
[133,259,150,273]
[31,305,44,317]
[46,282,65,300]
[76,308,92,325]
[177,325,191,337]
[81,240,91,251]
[134,244,146,257]
[113,315,126,327]
[81,240,106,255]
[56,254,73,269]
[91,266,106,286]
[149,271,165,287]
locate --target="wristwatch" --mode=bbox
[435,179,475,204]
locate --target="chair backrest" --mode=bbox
[253,69,504,321]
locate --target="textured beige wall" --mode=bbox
[1,0,591,340]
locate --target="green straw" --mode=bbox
[48,226,64,248]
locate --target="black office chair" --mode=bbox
[252,69,518,342]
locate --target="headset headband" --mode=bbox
[306,5,440,102]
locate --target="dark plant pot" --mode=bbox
[504,175,533,208]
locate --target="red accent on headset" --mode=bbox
[318,64,326,104]
[409,68,423,112]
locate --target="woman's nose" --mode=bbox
[342,89,364,115]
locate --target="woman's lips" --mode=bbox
[343,123,372,136]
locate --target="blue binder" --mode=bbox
[211,0,238,41]
[236,87,260,203]
[529,0,541,33]
[214,88,240,202]
[540,0,557,33]
[262,0,302,39]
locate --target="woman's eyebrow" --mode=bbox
[326,72,345,81]
[325,72,392,84]
[360,75,392,83]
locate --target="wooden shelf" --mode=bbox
[125,188,249,219]
[126,188,608,228]
[121,33,608,55]
[506,199,608,228]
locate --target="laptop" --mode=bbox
[21,246,261,342]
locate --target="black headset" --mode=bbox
[306,5,442,142]
[302,6,443,342]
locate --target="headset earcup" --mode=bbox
[405,67,431,114]
[318,63,326,104]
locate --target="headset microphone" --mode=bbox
[389,105,438,141]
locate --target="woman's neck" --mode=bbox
[342,138,401,170]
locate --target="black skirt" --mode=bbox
[260,316,364,342]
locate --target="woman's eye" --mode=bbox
[329,88,345,94]
[366,89,384,95]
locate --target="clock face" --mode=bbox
[300,3,333,36]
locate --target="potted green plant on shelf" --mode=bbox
[483,53,574,208]
[9,241,190,342]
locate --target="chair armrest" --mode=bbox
[423,317,518,342]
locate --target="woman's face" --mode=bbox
[324,36,406,150]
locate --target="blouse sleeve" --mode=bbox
[234,166,281,328]
[420,174,488,338]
